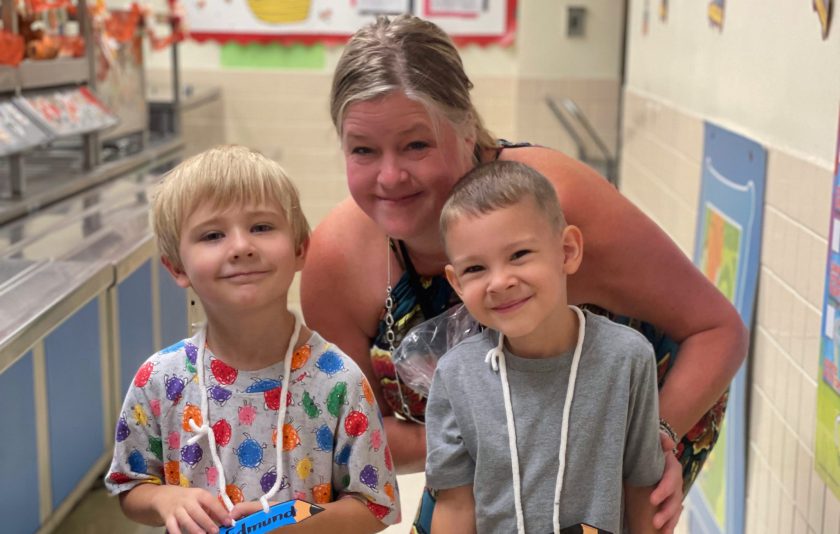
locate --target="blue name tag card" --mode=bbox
[221,499,324,534]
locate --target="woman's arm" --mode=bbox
[431,486,476,534]
[504,147,749,436]
[301,200,427,473]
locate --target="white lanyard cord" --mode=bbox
[187,311,303,518]
[484,305,585,534]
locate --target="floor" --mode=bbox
[58,472,689,533]
[58,472,427,534]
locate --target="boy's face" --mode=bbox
[163,200,306,317]
[444,198,582,355]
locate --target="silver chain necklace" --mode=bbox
[385,237,426,425]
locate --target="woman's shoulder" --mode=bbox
[301,199,386,342]
[308,198,383,257]
[303,199,383,297]
[497,144,609,193]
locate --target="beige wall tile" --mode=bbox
[795,446,812,516]
[808,476,826,528]
[824,488,840,534]
[798,379,817,453]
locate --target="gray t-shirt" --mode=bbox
[425,310,664,533]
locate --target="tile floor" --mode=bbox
[58,472,426,534]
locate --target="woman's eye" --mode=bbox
[511,249,531,260]
[406,141,429,151]
[350,146,373,156]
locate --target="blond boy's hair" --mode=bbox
[440,161,566,239]
[151,145,310,269]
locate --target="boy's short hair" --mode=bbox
[152,145,310,269]
[440,160,566,238]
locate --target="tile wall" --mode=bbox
[620,87,840,533]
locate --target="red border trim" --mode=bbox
[422,0,479,19]
[189,0,516,47]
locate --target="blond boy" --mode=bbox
[105,145,399,533]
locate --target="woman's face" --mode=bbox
[341,92,476,242]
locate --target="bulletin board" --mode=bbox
[686,122,766,534]
[186,0,517,46]
[815,109,840,500]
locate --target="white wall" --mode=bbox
[625,0,840,166]
[518,0,625,79]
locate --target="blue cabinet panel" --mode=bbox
[158,261,188,348]
[44,299,105,511]
[118,261,154,398]
[0,353,40,534]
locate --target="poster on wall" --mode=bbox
[813,0,833,39]
[687,123,766,534]
[708,0,724,30]
[185,0,516,46]
[815,110,840,500]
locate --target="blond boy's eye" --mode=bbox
[252,224,273,233]
[462,265,484,275]
[200,231,223,241]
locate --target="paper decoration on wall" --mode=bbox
[708,0,724,30]
[813,0,833,39]
[686,122,766,534]
[815,108,840,500]
[185,0,516,46]
[642,0,650,35]
[659,0,668,22]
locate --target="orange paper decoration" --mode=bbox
[0,31,25,66]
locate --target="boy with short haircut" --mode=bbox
[427,160,664,533]
[105,145,399,533]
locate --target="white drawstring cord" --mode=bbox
[486,305,585,534]
[187,326,235,512]
[188,311,304,520]
[553,305,585,534]
[260,312,303,513]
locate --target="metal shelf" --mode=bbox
[17,57,89,90]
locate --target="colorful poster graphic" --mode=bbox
[708,0,724,30]
[687,123,767,534]
[699,206,742,302]
[813,0,833,39]
[185,0,515,46]
[815,110,840,499]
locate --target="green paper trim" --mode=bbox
[220,43,325,69]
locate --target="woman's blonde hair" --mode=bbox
[440,161,566,238]
[330,14,496,160]
[151,145,310,269]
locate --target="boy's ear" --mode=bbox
[294,237,310,271]
[444,264,464,297]
[161,256,192,289]
[560,225,584,275]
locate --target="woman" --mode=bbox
[302,14,746,533]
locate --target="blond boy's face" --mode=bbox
[163,200,306,318]
[444,198,582,357]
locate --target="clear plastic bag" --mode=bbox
[391,304,481,396]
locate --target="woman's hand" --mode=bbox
[650,433,684,533]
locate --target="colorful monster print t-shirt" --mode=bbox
[104,330,400,526]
